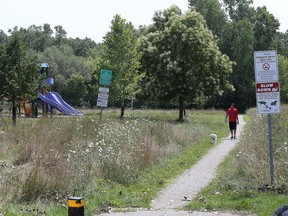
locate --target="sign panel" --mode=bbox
[100,70,112,86]
[98,87,109,100]
[97,87,109,107]
[254,50,278,82]
[256,82,280,114]
[97,98,108,107]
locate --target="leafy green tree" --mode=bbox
[273,31,288,57]
[278,55,288,103]
[188,0,228,42]
[39,45,93,92]
[59,73,87,107]
[140,6,233,121]
[0,30,7,44]
[222,0,254,21]
[0,33,40,124]
[101,14,143,118]
[7,24,54,52]
[253,6,280,51]
[86,56,103,108]
[67,37,99,57]
[54,25,67,46]
[220,19,255,111]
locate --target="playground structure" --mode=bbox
[23,63,83,117]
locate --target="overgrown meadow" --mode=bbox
[0,109,227,215]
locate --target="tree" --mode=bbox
[188,0,228,42]
[140,6,233,121]
[60,73,87,107]
[222,0,254,21]
[278,55,288,103]
[54,25,67,46]
[101,15,143,118]
[253,6,280,51]
[0,33,40,125]
[39,45,92,92]
[220,19,255,111]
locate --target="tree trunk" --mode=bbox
[12,100,17,125]
[178,95,184,122]
[120,100,125,119]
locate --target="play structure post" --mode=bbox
[40,63,49,117]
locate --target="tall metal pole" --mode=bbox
[267,114,275,185]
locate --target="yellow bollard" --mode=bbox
[68,196,84,216]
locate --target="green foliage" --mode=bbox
[221,19,255,111]
[0,32,40,124]
[101,15,143,105]
[39,45,93,91]
[188,0,228,42]
[59,73,88,107]
[253,6,280,51]
[278,55,288,102]
[0,33,39,100]
[140,6,233,120]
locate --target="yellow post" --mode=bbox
[68,196,84,216]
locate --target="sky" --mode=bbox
[0,0,287,43]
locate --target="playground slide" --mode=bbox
[38,92,84,116]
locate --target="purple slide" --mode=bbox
[38,92,84,116]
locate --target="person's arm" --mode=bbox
[237,115,239,124]
[225,112,228,124]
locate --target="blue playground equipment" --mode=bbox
[37,63,83,116]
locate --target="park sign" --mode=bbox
[100,70,112,86]
[254,50,278,83]
[256,82,280,114]
[254,50,280,115]
[253,50,280,185]
[97,87,109,108]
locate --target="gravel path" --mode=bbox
[98,115,254,216]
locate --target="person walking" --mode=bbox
[225,103,239,139]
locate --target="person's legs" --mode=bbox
[229,122,236,139]
[233,129,237,139]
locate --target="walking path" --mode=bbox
[98,115,254,216]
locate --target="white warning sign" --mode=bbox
[254,50,278,82]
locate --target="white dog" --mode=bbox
[210,134,217,145]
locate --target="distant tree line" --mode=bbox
[0,0,288,121]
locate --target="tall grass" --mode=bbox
[0,109,227,215]
[187,105,288,215]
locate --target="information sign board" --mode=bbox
[100,70,112,86]
[254,50,278,82]
[256,82,280,114]
[97,87,109,107]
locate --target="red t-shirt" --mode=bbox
[226,108,238,122]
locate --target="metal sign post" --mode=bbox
[254,50,279,186]
[98,71,112,122]
[267,114,275,185]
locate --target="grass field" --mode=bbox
[1,107,288,215]
[0,108,227,215]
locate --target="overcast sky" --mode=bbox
[1,0,287,43]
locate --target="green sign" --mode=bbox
[100,70,112,86]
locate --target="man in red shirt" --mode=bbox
[225,103,239,139]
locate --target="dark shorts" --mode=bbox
[229,122,237,130]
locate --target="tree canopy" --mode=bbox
[0,33,40,124]
[140,6,233,121]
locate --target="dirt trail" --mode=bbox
[98,115,255,216]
